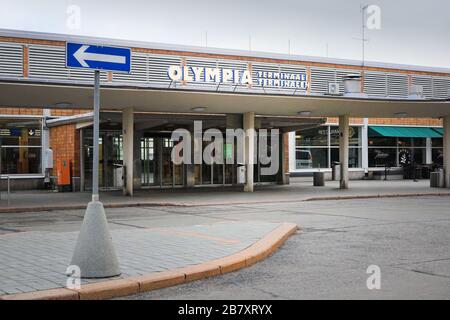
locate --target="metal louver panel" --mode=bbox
[412,75,433,99]
[113,52,147,83]
[0,43,23,77]
[29,45,106,81]
[364,72,387,97]
[387,73,409,98]
[68,66,107,81]
[148,54,180,84]
[310,67,336,94]
[432,77,450,99]
[29,45,68,79]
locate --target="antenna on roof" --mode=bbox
[361,4,370,66]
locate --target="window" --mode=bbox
[330,126,362,168]
[368,135,433,167]
[295,125,362,169]
[0,118,42,175]
[431,138,443,165]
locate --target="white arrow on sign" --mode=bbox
[73,45,126,67]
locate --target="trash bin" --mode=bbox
[331,162,340,181]
[430,172,439,188]
[237,164,246,184]
[113,164,124,188]
[431,169,445,188]
[313,171,325,187]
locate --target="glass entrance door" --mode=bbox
[82,129,123,190]
[140,137,183,188]
[140,137,157,186]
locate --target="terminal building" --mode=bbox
[0,29,449,193]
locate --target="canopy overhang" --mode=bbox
[369,126,442,138]
[0,81,449,118]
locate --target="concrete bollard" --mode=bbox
[313,172,325,187]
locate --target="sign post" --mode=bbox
[92,70,100,201]
[66,42,130,278]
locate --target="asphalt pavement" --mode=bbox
[1,195,449,299]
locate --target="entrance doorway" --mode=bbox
[82,129,123,190]
[140,136,183,188]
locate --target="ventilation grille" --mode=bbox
[1,43,448,99]
[387,73,409,98]
[28,45,107,82]
[411,75,433,99]
[432,77,450,99]
[310,68,336,94]
[311,68,360,94]
[0,43,23,77]
[113,52,148,83]
[364,72,388,97]
[28,45,68,79]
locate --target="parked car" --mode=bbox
[296,149,313,169]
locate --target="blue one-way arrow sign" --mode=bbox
[66,43,131,73]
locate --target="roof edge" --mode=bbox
[1,29,450,75]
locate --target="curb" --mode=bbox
[0,223,298,300]
[303,192,450,202]
[1,192,450,214]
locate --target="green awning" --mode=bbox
[432,128,443,135]
[368,126,443,138]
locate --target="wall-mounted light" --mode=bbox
[394,112,407,117]
[192,107,207,112]
[297,111,311,116]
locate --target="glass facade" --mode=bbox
[368,136,439,167]
[294,125,444,170]
[0,118,42,175]
[295,125,362,169]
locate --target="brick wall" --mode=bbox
[326,117,442,127]
[49,124,80,177]
[284,133,289,174]
[0,107,43,115]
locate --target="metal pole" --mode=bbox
[70,69,121,278]
[92,70,100,201]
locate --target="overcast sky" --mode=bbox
[1,0,449,68]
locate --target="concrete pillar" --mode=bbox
[277,132,289,185]
[243,112,255,192]
[425,138,432,165]
[122,108,134,196]
[183,123,196,188]
[133,130,142,190]
[339,115,349,189]
[288,131,296,172]
[361,118,369,173]
[226,114,243,185]
[444,116,450,188]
